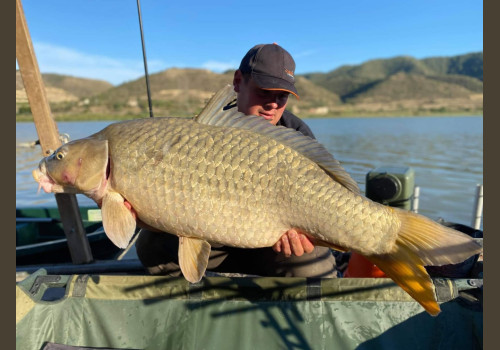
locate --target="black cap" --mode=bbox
[239,43,299,99]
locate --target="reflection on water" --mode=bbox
[16,116,483,228]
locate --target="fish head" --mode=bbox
[32,137,109,196]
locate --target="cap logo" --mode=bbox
[285,68,294,80]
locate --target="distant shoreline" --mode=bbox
[16,110,483,123]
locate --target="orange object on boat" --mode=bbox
[344,252,387,278]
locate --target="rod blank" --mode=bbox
[136,0,154,118]
[472,184,483,230]
[411,186,420,213]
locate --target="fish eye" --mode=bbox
[56,152,65,160]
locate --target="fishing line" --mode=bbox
[136,0,154,118]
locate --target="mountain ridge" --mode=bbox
[16,52,482,120]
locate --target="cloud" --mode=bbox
[17,42,238,84]
[201,60,238,73]
[27,42,167,85]
[293,49,318,58]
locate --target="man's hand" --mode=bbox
[273,229,315,257]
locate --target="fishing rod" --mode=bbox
[136,0,154,118]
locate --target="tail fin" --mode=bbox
[365,209,482,316]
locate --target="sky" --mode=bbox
[17,0,483,86]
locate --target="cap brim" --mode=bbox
[252,73,300,99]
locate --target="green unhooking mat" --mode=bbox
[16,269,482,350]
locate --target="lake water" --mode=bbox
[16,116,483,228]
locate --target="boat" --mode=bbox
[17,265,483,350]
[15,190,484,350]
[16,206,122,266]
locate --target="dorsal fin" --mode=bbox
[196,85,360,194]
[195,84,239,125]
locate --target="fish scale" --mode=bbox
[96,117,399,251]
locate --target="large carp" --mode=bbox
[33,85,481,315]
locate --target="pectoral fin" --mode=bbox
[178,237,211,283]
[101,191,136,248]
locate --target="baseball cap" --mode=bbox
[239,43,299,99]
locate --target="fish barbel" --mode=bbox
[33,85,481,315]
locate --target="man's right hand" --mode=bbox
[272,229,315,257]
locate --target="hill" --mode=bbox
[421,52,483,81]
[88,68,235,117]
[79,68,342,118]
[287,76,342,116]
[16,52,482,120]
[300,52,482,116]
[41,73,114,98]
[302,52,483,100]
[16,71,113,101]
[345,72,476,102]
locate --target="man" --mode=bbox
[135,43,338,278]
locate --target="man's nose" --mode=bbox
[265,99,279,109]
[265,94,284,108]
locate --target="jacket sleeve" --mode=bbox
[278,110,316,139]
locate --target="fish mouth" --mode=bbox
[32,161,61,193]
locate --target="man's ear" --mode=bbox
[233,69,242,92]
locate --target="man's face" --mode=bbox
[233,70,289,125]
